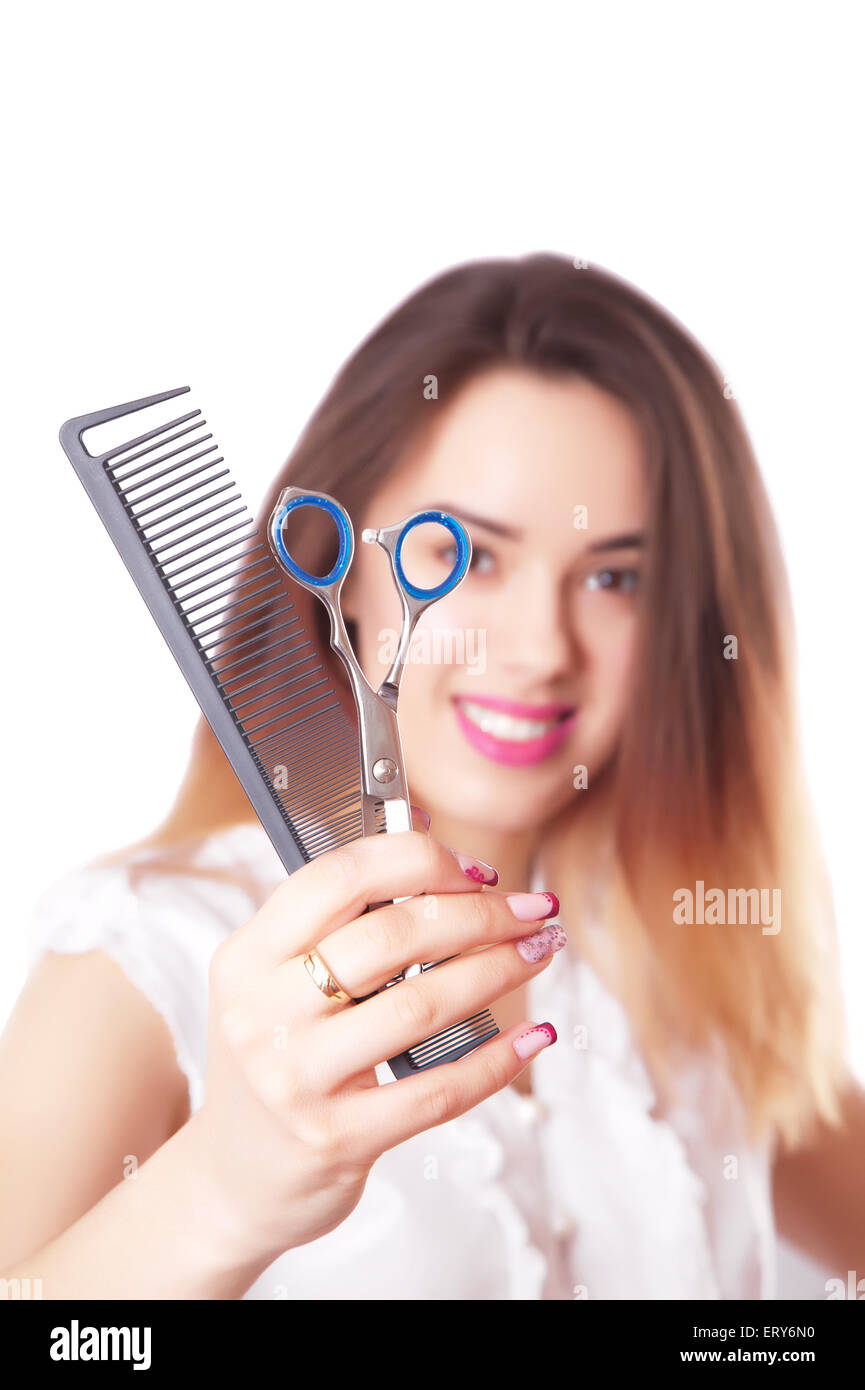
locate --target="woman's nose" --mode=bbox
[490,565,579,683]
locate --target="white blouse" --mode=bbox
[24,821,777,1300]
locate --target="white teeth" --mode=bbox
[459,700,561,742]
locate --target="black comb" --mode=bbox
[59,386,500,1078]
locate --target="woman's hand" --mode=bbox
[190,822,565,1268]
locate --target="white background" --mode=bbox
[1,1,861,1298]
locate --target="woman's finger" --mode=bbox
[231,830,498,966]
[330,1020,558,1163]
[298,888,561,1004]
[309,933,561,1088]
[409,804,431,833]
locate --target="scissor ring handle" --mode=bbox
[394,511,470,601]
[270,494,352,588]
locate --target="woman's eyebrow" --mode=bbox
[426,504,521,539]
[584,532,645,553]
[428,505,644,554]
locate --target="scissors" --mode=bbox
[267,485,472,844]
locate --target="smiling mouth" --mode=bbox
[452,694,576,744]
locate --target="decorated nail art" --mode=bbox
[513,1022,558,1061]
[505,891,560,922]
[515,924,568,963]
[451,851,499,885]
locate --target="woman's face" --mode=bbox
[340,366,647,834]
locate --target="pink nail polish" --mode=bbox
[513,1022,558,1061]
[516,924,568,963]
[452,851,499,885]
[505,891,560,922]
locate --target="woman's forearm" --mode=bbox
[0,1109,283,1300]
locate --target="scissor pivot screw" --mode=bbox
[373,757,398,783]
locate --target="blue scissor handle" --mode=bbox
[394,510,470,601]
[270,493,353,588]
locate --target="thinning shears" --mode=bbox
[268,486,503,1060]
[268,486,471,841]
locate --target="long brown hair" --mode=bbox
[147,253,848,1148]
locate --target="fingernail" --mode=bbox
[513,1022,558,1061]
[515,924,568,963]
[451,851,499,885]
[410,804,431,831]
[505,891,559,922]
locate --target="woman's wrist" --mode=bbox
[0,1109,283,1301]
[174,1107,289,1293]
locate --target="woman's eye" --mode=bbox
[584,567,639,594]
[440,544,495,575]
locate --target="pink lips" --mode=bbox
[452,693,577,767]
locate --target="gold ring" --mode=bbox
[303,947,356,1004]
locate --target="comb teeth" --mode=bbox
[109,408,363,859]
[63,391,363,866]
[407,1011,499,1067]
[385,955,499,1077]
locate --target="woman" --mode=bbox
[1,253,861,1300]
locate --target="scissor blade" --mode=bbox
[383,799,412,834]
[363,795,414,912]
[360,794,412,837]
